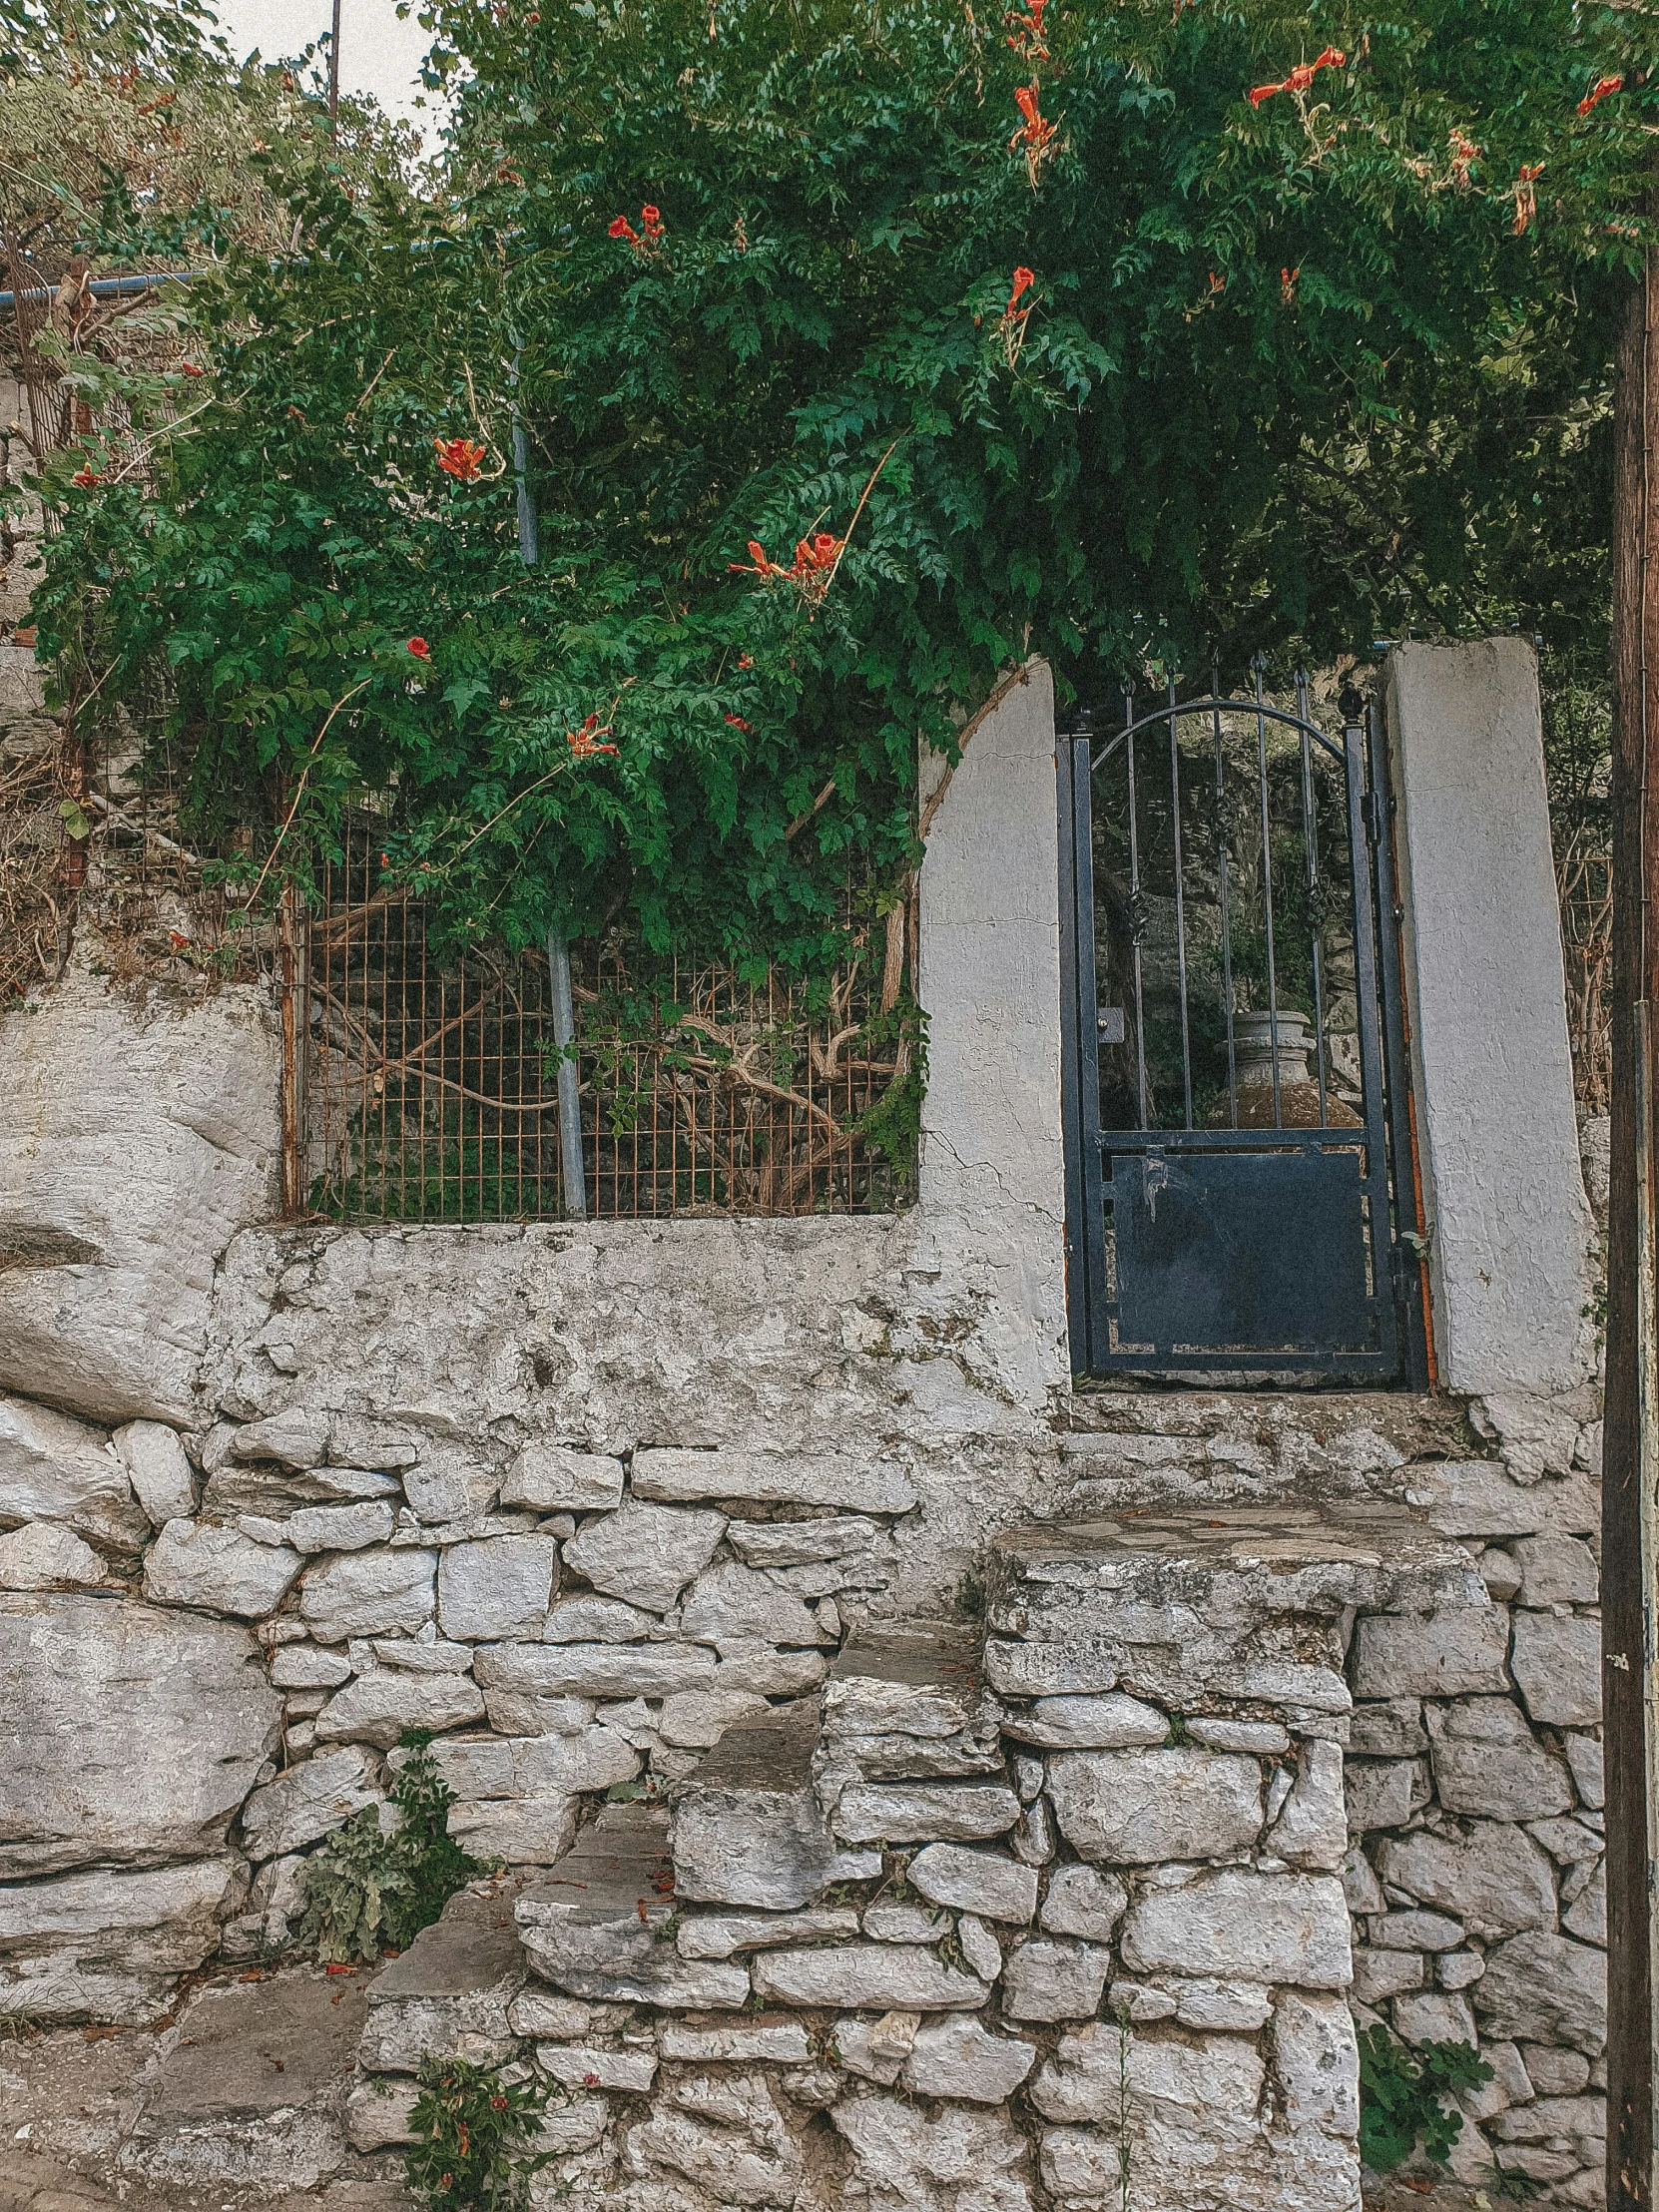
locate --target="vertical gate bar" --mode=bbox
[1124,683,1149,1128]
[1167,675,1194,1130]
[1056,731,1090,1370]
[1343,712,1399,1369]
[1367,699,1433,1389]
[1254,657,1283,1127]
[1074,730,1108,1367]
[278,879,302,1220]
[1213,669,1239,1128]
[1298,669,1329,1128]
[548,930,588,1220]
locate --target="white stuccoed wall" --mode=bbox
[916,658,1069,1414]
[1386,639,1596,1394]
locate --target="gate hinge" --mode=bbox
[1363,792,1386,845]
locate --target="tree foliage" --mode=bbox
[27,0,1656,962]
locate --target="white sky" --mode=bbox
[204,0,443,142]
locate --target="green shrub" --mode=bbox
[1358,2022,1493,2173]
[296,1731,485,1965]
[405,2054,554,2212]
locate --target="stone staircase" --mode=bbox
[343,1496,1483,2212]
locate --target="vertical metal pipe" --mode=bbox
[1254,655,1282,1127]
[548,930,587,1219]
[1213,667,1238,1128]
[1298,671,1328,1128]
[1167,675,1193,1130]
[1124,683,1149,1128]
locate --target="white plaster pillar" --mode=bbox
[913,658,1069,1409]
[1385,638,1596,1393]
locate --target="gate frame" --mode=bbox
[1058,684,1432,1388]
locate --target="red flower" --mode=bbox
[180,361,205,377]
[609,215,639,241]
[1248,46,1346,109]
[1578,74,1622,118]
[738,652,753,668]
[1447,130,1481,184]
[70,467,101,488]
[1512,162,1544,237]
[567,712,619,757]
[1006,266,1036,316]
[1280,265,1300,303]
[1003,0,1047,61]
[491,2095,508,2111]
[584,2072,600,2086]
[434,435,487,481]
[406,637,430,659]
[725,713,754,732]
[641,204,664,239]
[1009,82,1057,184]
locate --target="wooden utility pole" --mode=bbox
[1606,229,1659,2212]
[327,0,342,138]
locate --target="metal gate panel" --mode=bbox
[1059,669,1426,1385]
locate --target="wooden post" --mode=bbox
[1606,231,1659,2212]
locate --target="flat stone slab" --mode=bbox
[140,1969,368,2123]
[520,1802,676,1923]
[992,1499,1469,1574]
[367,1882,524,2001]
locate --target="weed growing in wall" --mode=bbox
[296,1732,485,1965]
[405,2054,555,2212]
[1357,2021,1493,2173]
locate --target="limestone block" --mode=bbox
[864,1902,947,1943]
[374,1636,475,1672]
[661,2020,813,2062]
[0,965,278,1425]
[0,1395,147,1550]
[0,1520,106,1589]
[271,1650,355,1703]
[1342,1848,1384,1914]
[518,1904,750,2008]
[1477,1394,1582,1482]
[144,1518,302,1617]
[1352,1604,1511,1698]
[1040,1863,1127,1942]
[622,2075,800,2205]
[1352,1948,1424,2004]
[632,1447,917,1513]
[836,2010,918,2083]
[285,1501,397,1553]
[231,1410,329,1467]
[902,2015,1037,2103]
[1511,1611,1602,1726]
[510,1991,592,2036]
[726,1515,885,1565]
[328,1417,419,1470]
[1477,1932,1607,2051]
[1565,1734,1604,1810]
[1001,1692,1168,1750]
[300,1547,436,1642]
[1119,1869,1352,1989]
[658,1687,770,1747]
[831,1782,1022,1844]
[1000,1936,1110,2021]
[1046,1748,1262,1865]
[449,1797,577,1863]
[402,1442,498,1523]
[1476,1546,1524,1601]
[1345,1758,1421,1834]
[1186,1717,1290,1754]
[114,1420,197,1525]
[1372,1909,1465,1950]
[475,1639,713,1720]
[678,1909,860,1958]
[1520,2046,1591,2095]
[1265,1738,1348,1871]
[502,1441,623,1512]
[346,2079,420,2150]
[1170,1977,1273,2031]
[1038,2031,1273,2207]
[427,1729,639,1801]
[0,1593,279,1876]
[562,1499,726,1613]
[1440,1949,1486,1990]
[1426,1697,1574,1819]
[1349,1700,1427,1756]
[957,1912,1002,1982]
[751,1943,989,2010]
[1514,1535,1599,1607]
[1395,1991,1477,2046]
[0,1859,242,2021]
[674,1788,874,1913]
[1494,2093,1607,2144]
[1378,1822,1557,1936]
[1406,1460,1599,1539]
[832,2091,1036,2212]
[241,1748,383,1858]
[1562,1861,1606,1945]
[544,1593,659,1642]
[437,1535,559,1641]
[532,2091,609,2155]
[1274,1990,1360,2136]
[908,1843,1038,1924]
[680,1563,822,1650]
[540,2043,658,2092]
[1028,2020,1129,2123]
[313,1667,487,1750]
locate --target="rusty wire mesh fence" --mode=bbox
[291,815,914,1223]
[1558,844,1612,1118]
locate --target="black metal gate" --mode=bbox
[1058,667,1429,1385]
